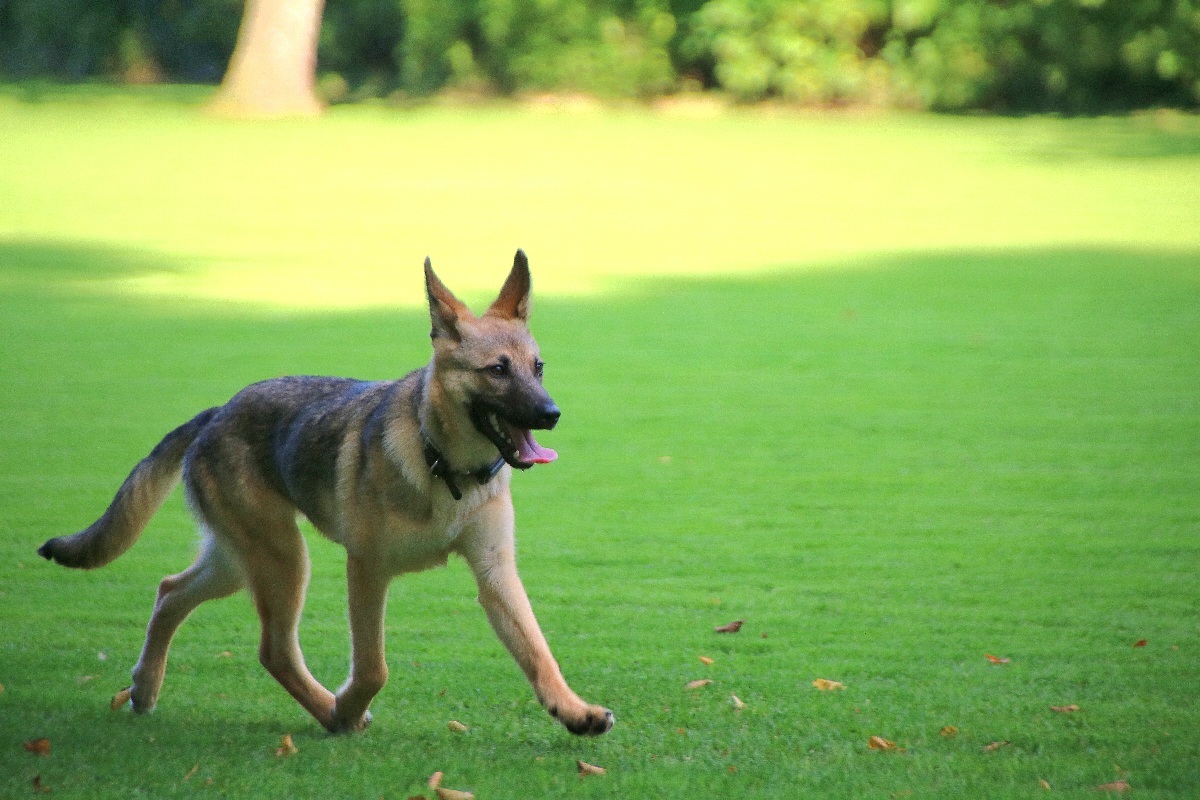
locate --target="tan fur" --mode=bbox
[39,251,612,737]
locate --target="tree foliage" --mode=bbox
[1,0,1197,111]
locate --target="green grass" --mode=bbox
[1,86,1198,798]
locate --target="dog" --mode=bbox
[38,250,613,736]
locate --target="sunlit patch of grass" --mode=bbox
[1,86,1199,309]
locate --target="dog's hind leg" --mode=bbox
[129,532,245,713]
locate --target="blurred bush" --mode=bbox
[1,0,1197,110]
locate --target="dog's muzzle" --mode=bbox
[469,400,559,470]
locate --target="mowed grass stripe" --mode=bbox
[1,241,1197,796]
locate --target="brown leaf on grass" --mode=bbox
[0,679,5,692]
[985,654,1011,664]
[428,771,443,789]
[183,764,199,781]
[1050,704,1080,713]
[435,788,475,800]
[729,693,746,711]
[577,760,607,776]
[275,734,298,757]
[812,679,846,691]
[982,740,1011,753]
[24,738,51,756]
[111,686,132,710]
[32,775,50,794]
[940,726,959,738]
[447,720,469,732]
[685,679,713,690]
[1039,779,1052,790]
[868,735,900,751]
[1133,639,1148,648]
[216,650,233,658]
[715,620,744,633]
[1094,779,1131,792]
[698,656,714,666]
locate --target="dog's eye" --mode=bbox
[534,359,544,378]
[488,362,509,377]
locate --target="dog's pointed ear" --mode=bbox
[485,249,532,322]
[425,257,471,341]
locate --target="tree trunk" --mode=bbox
[208,0,326,118]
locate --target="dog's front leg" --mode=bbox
[460,511,613,736]
[329,554,390,733]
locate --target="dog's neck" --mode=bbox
[421,440,505,501]
[415,366,506,500]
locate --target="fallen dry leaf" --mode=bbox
[275,733,298,757]
[715,620,744,633]
[1133,639,1148,648]
[216,650,233,658]
[685,679,713,690]
[985,654,1011,665]
[868,735,899,751]
[982,740,1011,753]
[183,764,199,781]
[1039,778,1052,790]
[1094,779,1131,793]
[111,686,131,710]
[24,738,51,756]
[940,726,959,738]
[812,678,846,691]
[577,760,607,776]
[32,775,50,794]
[428,771,444,789]
[447,720,469,733]
[1050,704,1080,713]
[698,656,714,666]
[0,679,5,692]
[435,788,475,800]
[729,693,746,711]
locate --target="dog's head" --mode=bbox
[424,250,559,470]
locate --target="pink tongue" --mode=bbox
[513,427,558,464]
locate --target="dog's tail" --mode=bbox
[38,408,218,570]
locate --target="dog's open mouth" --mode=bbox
[471,406,558,470]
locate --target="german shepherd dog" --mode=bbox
[38,251,613,737]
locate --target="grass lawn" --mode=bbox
[1,86,1198,798]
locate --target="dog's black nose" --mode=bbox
[536,403,560,430]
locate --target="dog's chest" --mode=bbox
[376,482,500,574]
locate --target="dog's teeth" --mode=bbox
[489,413,499,429]
[512,451,520,460]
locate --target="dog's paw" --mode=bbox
[128,684,156,715]
[327,708,373,734]
[552,703,614,737]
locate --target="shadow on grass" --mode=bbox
[0,237,197,289]
[2,238,1199,796]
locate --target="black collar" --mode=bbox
[422,440,505,501]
